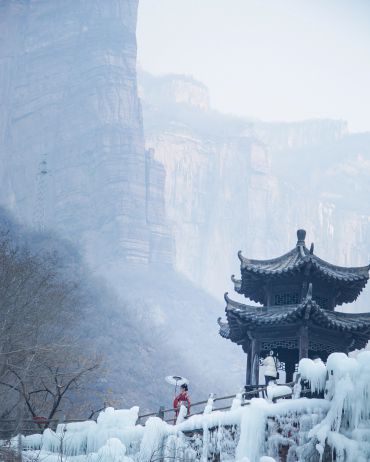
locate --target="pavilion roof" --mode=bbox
[234,229,369,305]
[219,286,370,350]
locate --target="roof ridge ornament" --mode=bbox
[231,274,242,292]
[231,274,240,282]
[217,316,227,327]
[296,229,306,246]
[306,282,313,301]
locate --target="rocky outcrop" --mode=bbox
[251,119,348,150]
[139,71,210,111]
[0,0,172,268]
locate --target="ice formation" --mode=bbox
[204,394,215,414]
[11,354,370,461]
[266,384,292,402]
[309,351,370,462]
[298,358,327,394]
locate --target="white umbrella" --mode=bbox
[165,375,189,396]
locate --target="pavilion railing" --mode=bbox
[136,380,301,425]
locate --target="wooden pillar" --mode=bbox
[299,325,309,360]
[285,360,296,383]
[245,347,252,385]
[250,339,261,386]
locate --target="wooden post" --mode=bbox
[251,339,261,386]
[15,406,24,461]
[157,406,165,420]
[299,326,309,360]
[285,360,296,383]
[245,347,252,385]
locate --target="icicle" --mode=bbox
[204,393,215,414]
[96,438,133,462]
[138,417,169,462]
[298,358,327,394]
[236,399,269,462]
[231,392,243,410]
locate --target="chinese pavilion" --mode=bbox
[218,229,370,385]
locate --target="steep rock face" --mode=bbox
[139,72,210,111]
[0,0,172,267]
[267,134,370,312]
[251,119,348,150]
[141,73,370,310]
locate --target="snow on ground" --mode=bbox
[9,353,370,461]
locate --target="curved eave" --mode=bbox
[223,312,246,344]
[310,254,370,280]
[217,317,230,339]
[238,248,298,267]
[335,279,368,305]
[224,292,260,313]
[238,248,303,272]
[223,296,370,335]
[240,256,369,282]
[238,246,369,281]
[238,260,369,306]
[352,336,370,351]
[311,306,370,333]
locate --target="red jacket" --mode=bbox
[173,391,191,415]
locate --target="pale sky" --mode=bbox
[137,0,370,133]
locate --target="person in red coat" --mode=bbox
[173,383,191,421]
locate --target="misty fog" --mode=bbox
[0,0,369,423]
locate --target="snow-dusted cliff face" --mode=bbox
[141,73,370,310]
[0,0,172,268]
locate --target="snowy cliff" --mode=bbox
[0,0,172,268]
[140,72,370,310]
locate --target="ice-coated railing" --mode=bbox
[0,380,301,439]
[137,381,299,425]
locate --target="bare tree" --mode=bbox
[1,349,100,423]
[0,228,101,425]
